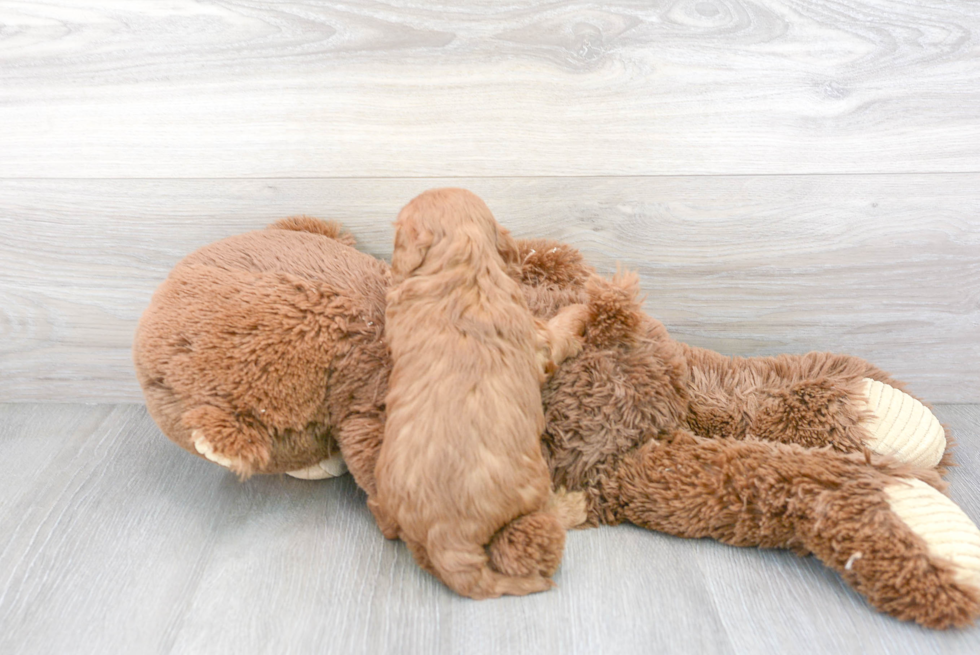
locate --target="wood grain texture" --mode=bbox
[2,175,977,403]
[1,0,979,177]
[1,403,979,654]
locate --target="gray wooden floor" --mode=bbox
[1,403,979,655]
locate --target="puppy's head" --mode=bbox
[392,188,520,281]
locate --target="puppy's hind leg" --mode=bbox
[425,525,554,599]
[367,497,400,540]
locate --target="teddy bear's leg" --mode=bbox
[284,452,348,480]
[487,489,587,578]
[615,432,980,628]
[805,475,980,628]
[182,405,273,479]
[858,377,947,468]
[681,346,950,468]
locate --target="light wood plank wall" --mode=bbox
[1,1,978,403]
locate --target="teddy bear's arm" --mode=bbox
[614,429,980,629]
[679,344,950,470]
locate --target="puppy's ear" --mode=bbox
[495,224,522,279]
[391,214,433,281]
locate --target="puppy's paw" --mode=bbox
[562,303,591,356]
[540,303,591,373]
[860,379,946,468]
[286,452,348,480]
[517,575,557,595]
[564,302,591,335]
[550,488,589,529]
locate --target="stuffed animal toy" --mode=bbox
[134,212,980,629]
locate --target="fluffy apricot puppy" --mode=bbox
[370,189,589,599]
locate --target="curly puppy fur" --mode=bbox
[370,189,587,598]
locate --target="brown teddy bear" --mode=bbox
[134,213,980,629]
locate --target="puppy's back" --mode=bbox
[374,189,556,598]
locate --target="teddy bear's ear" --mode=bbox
[495,224,522,279]
[391,212,434,282]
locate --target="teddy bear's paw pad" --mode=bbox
[286,453,348,480]
[885,478,980,589]
[191,430,237,470]
[860,378,946,468]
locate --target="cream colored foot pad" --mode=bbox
[192,429,236,469]
[885,478,980,589]
[286,453,349,480]
[861,379,946,468]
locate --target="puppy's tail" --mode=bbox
[487,490,587,579]
[421,525,555,599]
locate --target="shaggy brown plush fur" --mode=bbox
[134,219,389,481]
[135,213,974,628]
[615,433,978,628]
[370,189,588,598]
